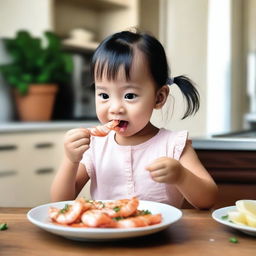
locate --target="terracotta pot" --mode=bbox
[14,84,58,121]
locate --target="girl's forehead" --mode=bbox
[94,49,150,82]
[95,65,129,83]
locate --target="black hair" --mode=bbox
[91,30,200,119]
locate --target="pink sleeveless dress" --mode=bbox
[81,128,188,208]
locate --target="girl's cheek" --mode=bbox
[96,106,108,123]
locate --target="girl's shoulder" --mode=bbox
[159,128,188,142]
[159,128,189,159]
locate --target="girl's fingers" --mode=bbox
[151,175,167,183]
[66,130,90,143]
[66,128,90,137]
[72,138,90,149]
[146,161,165,172]
[149,168,167,178]
[75,144,89,153]
[149,168,170,183]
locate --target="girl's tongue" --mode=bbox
[117,120,128,132]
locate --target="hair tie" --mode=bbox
[167,77,175,85]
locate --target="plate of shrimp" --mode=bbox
[27,197,182,241]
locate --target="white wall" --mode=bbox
[151,0,208,137]
[207,0,231,135]
[0,0,53,37]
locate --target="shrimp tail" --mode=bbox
[81,210,116,228]
[88,120,120,137]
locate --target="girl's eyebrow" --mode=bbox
[95,84,141,90]
[95,85,107,90]
[121,84,141,90]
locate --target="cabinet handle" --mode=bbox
[35,143,54,149]
[0,170,17,177]
[0,145,17,151]
[35,168,54,175]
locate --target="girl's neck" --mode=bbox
[114,123,159,146]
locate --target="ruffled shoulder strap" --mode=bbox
[164,129,188,160]
[173,130,188,160]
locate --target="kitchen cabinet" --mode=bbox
[182,137,256,209]
[181,148,256,209]
[54,0,139,43]
[0,129,91,207]
[1,0,163,47]
[54,0,163,47]
[195,149,256,208]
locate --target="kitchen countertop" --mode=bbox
[192,136,256,151]
[0,121,99,133]
[1,207,256,256]
[1,122,256,150]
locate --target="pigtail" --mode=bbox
[172,75,200,119]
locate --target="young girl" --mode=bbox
[51,30,218,209]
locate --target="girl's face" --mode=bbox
[94,49,168,144]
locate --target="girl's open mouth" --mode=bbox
[117,120,128,132]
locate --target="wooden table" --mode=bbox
[0,208,255,256]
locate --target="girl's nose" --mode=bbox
[109,101,125,115]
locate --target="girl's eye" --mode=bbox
[98,93,109,100]
[124,93,137,100]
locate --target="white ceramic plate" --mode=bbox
[212,206,256,236]
[27,200,182,241]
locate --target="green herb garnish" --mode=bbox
[59,204,69,213]
[112,216,124,221]
[113,206,120,212]
[221,215,228,220]
[0,223,8,231]
[135,209,152,216]
[140,210,151,215]
[98,201,105,208]
[229,237,238,243]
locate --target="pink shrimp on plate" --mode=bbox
[81,209,116,228]
[116,214,162,228]
[102,197,139,218]
[48,197,163,228]
[48,198,91,225]
[88,120,120,137]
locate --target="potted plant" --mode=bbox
[0,30,73,121]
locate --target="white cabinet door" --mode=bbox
[0,130,91,207]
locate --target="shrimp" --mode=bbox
[103,197,139,218]
[116,214,162,228]
[81,209,116,228]
[48,197,163,228]
[48,198,90,224]
[88,120,120,137]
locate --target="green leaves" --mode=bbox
[221,215,228,220]
[59,204,70,214]
[229,237,238,243]
[113,206,121,212]
[0,223,8,231]
[0,30,73,95]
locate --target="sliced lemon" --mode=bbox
[236,200,256,217]
[245,214,256,228]
[228,211,247,225]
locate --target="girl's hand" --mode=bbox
[146,157,184,184]
[64,128,91,164]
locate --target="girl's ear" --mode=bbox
[155,85,169,109]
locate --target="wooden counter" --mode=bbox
[0,208,255,256]
[195,149,256,209]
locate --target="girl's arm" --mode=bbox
[50,159,89,202]
[175,144,218,209]
[146,143,218,209]
[50,128,91,202]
